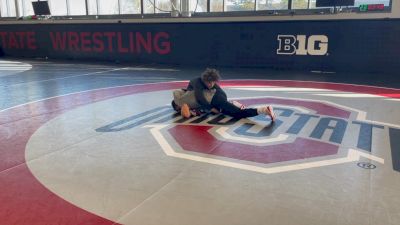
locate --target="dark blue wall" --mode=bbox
[0,19,399,73]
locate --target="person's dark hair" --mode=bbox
[201,68,221,83]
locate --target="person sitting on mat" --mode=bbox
[171,68,276,121]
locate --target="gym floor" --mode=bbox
[1,58,399,225]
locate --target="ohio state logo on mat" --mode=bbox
[97,89,397,174]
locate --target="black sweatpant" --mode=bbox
[211,93,258,119]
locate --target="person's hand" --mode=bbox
[211,108,220,114]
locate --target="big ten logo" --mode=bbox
[277,35,329,56]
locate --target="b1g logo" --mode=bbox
[277,35,329,56]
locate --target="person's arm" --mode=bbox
[214,84,227,99]
[193,78,213,109]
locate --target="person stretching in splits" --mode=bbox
[171,68,276,121]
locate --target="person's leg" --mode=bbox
[173,89,200,108]
[211,94,275,120]
[211,96,258,119]
[171,100,179,111]
[172,89,203,118]
[221,102,258,118]
[172,89,186,108]
[257,106,276,121]
[171,89,185,111]
[231,100,245,110]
